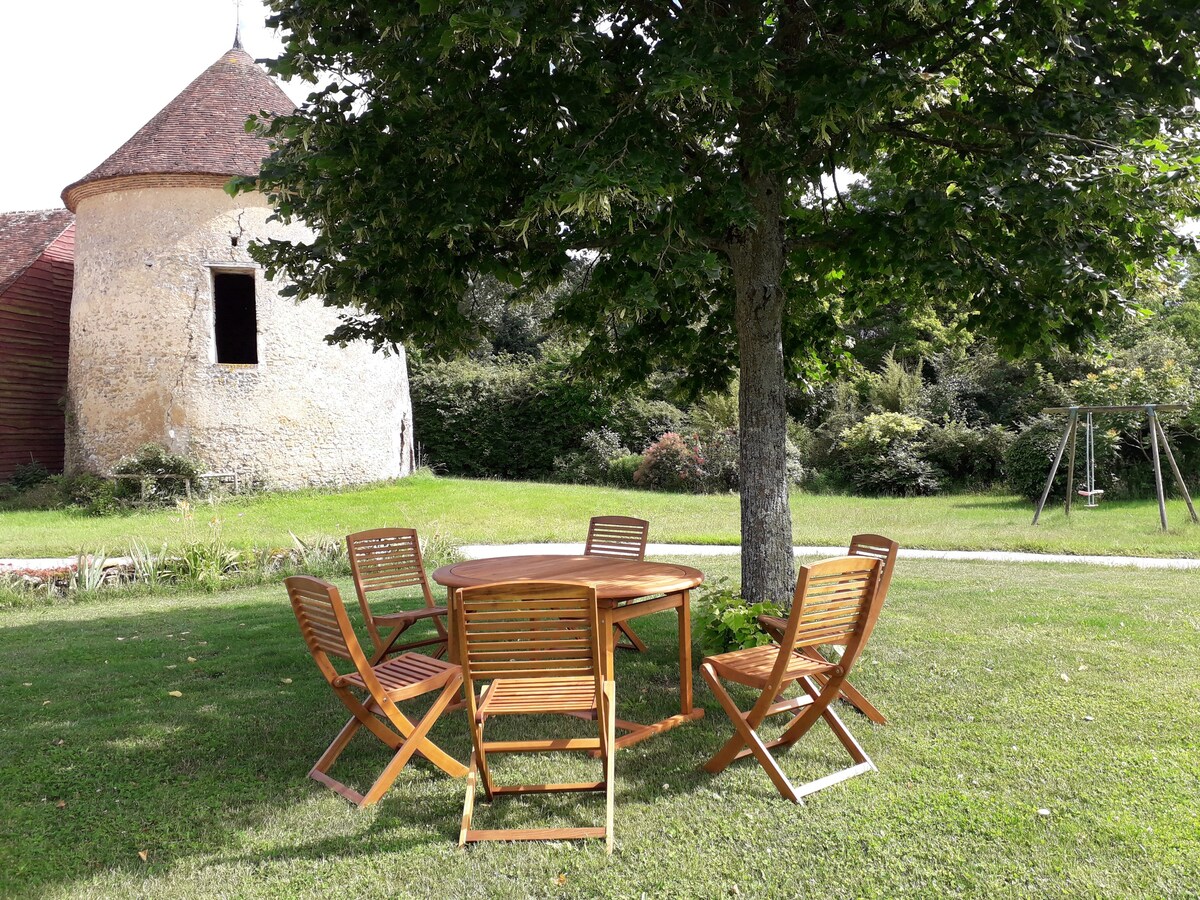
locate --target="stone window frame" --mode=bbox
[207,264,260,369]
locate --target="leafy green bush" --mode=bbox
[611,398,687,454]
[605,453,643,487]
[111,445,201,505]
[921,345,1070,427]
[55,474,119,516]
[863,350,923,414]
[696,584,784,656]
[696,428,740,492]
[836,412,941,496]
[410,355,613,479]
[1005,416,1119,502]
[554,428,629,484]
[9,461,50,491]
[923,422,1011,490]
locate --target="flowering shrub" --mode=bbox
[837,412,941,495]
[633,432,705,491]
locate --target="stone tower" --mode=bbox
[61,46,413,488]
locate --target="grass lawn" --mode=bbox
[2,473,1199,559]
[2,556,1197,898]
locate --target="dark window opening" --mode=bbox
[213,272,258,364]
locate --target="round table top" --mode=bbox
[432,555,705,601]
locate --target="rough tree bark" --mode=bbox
[729,174,796,603]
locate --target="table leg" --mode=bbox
[604,591,703,751]
[678,589,693,715]
[444,586,459,667]
[444,586,469,711]
[600,605,616,687]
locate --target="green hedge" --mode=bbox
[410,356,615,479]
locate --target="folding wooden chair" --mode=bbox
[701,556,885,803]
[285,575,467,808]
[585,515,650,653]
[455,581,616,852]
[347,527,448,662]
[758,533,898,724]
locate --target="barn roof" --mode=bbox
[61,47,295,211]
[0,209,75,295]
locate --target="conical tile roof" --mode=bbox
[62,48,294,211]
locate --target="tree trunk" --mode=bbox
[729,174,795,603]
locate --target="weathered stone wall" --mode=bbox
[65,186,413,488]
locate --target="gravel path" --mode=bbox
[461,543,1200,570]
[3,544,1198,575]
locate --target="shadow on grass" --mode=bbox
[0,598,738,893]
[0,597,474,892]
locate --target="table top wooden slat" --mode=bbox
[432,555,704,602]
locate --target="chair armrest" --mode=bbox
[757,614,787,643]
[374,606,448,625]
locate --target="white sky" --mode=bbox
[0,0,310,213]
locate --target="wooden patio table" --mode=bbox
[432,554,705,750]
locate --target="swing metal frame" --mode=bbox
[1031,404,1199,531]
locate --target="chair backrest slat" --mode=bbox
[456,582,601,683]
[347,528,430,594]
[849,533,898,590]
[287,575,359,666]
[584,516,649,561]
[783,557,881,655]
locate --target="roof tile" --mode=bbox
[61,48,294,209]
[0,209,75,295]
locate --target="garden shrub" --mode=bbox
[696,583,784,656]
[605,453,643,487]
[111,445,201,505]
[633,432,704,491]
[410,355,613,478]
[56,473,119,515]
[921,345,1071,428]
[1005,415,1120,502]
[863,350,923,414]
[836,412,941,496]
[0,481,62,511]
[611,397,687,454]
[554,428,629,485]
[9,461,50,491]
[923,421,1011,490]
[696,428,740,492]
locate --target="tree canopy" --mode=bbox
[243,0,1200,600]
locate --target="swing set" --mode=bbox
[1031,404,1199,531]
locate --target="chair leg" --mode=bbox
[469,716,498,801]
[800,646,887,724]
[602,681,616,854]
[308,714,368,804]
[614,622,647,652]
[824,674,887,724]
[778,686,876,801]
[379,675,468,777]
[702,668,876,803]
[700,664,800,802]
[459,750,480,850]
[460,705,615,849]
[310,679,465,808]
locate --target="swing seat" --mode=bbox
[1077,489,1105,498]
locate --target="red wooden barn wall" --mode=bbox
[0,224,74,479]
